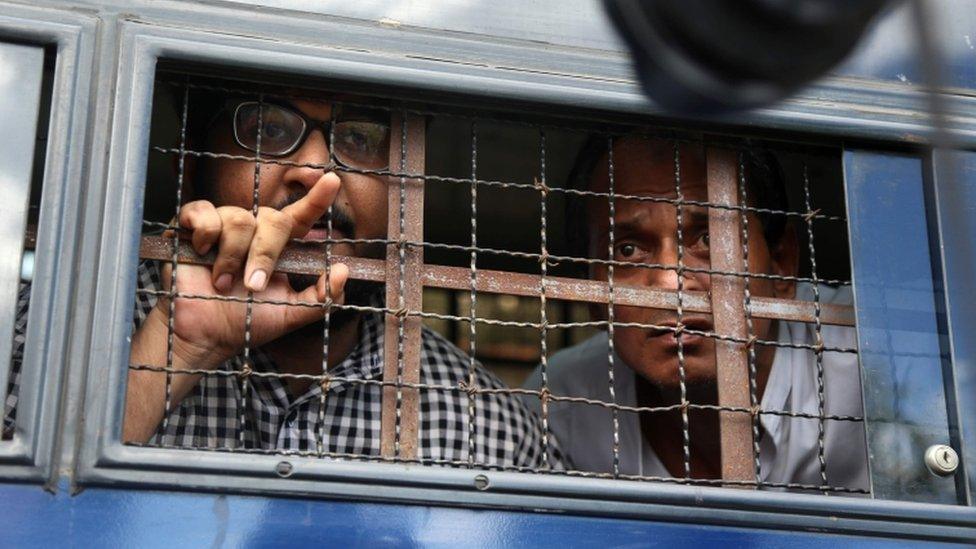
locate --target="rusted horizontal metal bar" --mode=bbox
[136,234,855,327]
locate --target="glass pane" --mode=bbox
[0,42,45,443]
[930,149,976,504]
[844,150,959,504]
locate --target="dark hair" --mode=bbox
[182,87,225,149]
[565,135,789,260]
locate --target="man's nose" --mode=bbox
[647,242,704,292]
[280,128,333,192]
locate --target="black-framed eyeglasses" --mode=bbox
[232,101,391,171]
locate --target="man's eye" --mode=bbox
[333,121,390,169]
[616,243,638,259]
[262,122,287,140]
[337,123,384,153]
[344,129,369,151]
[690,231,710,250]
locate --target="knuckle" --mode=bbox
[217,246,247,266]
[200,222,221,238]
[202,230,221,244]
[225,210,256,232]
[183,200,215,217]
[249,246,278,265]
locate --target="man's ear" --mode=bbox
[770,222,799,299]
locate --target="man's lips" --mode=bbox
[647,316,714,345]
[303,225,347,241]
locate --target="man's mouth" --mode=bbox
[303,222,346,241]
[648,316,714,347]
[303,208,355,241]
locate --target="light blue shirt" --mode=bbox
[522,283,868,491]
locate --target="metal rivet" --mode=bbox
[275,461,294,478]
[924,444,959,476]
[473,474,490,491]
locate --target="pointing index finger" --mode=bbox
[282,172,341,237]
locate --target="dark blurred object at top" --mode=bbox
[605,0,889,114]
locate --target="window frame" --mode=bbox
[0,4,96,483]
[62,18,976,543]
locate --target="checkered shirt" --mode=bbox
[3,261,555,468]
[4,271,562,468]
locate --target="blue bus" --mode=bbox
[0,0,973,546]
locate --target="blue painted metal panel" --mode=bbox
[844,151,958,504]
[837,0,976,90]
[0,482,966,548]
[929,150,976,504]
[223,0,976,92]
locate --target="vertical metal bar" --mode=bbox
[537,129,551,469]
[673,141,692,479]
[706,146,754,485]
[161,82,189,435]
[316,103,340,458]
[606,137,620,478]
[736,151,763,484]
[467,120,478,466]
[240,95,265,449]
[802,165,829,490]
[380,112,425,460]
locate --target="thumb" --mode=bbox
[316,263,349,305]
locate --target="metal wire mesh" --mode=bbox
[126,75,867,494]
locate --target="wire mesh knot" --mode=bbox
[749,405,762,418]
[539,249,550,266]
[803,208,822,224]
[744,334,758,349]
[457,380,479,397]
[319,374,333,391]
[239,362,253,378]
[392,306,409,319]
[538,387,552,406]
[813,333,825,353]
[533,177,550,196]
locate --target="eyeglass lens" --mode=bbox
[234,102,390,170]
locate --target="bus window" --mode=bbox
[120,70,879,497]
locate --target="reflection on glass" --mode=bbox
[845,150,958,504]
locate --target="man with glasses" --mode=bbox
[6,89,558,468]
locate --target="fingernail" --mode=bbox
[214,273,233,293]
[248,270,267,291]
[199,243,212,256]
